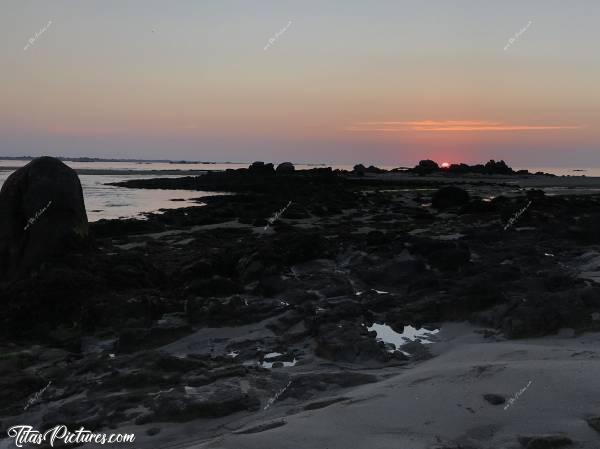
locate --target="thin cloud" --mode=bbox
[347,120,584,133]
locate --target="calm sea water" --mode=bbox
[0,160,226,222]
[0,160,598,221]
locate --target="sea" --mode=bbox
[0,159,597,222]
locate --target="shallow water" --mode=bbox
[0,164,219,222]
[367,323,440,355]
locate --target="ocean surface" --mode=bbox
[1,159,598,222]
[0,160,232,222]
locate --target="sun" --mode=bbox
[440,162,450,169]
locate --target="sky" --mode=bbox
[1,0,599,167]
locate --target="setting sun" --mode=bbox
[441,162,450,168]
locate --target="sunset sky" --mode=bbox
[1,0,599,166]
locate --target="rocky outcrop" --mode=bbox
[249,161,275,175]
[276,162,295,173]
[431,186,470,210]
[412,160,439,175]
[0,156,89,279]
[353,164,386,175]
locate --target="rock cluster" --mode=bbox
[1,161,599,444]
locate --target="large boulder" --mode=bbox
[0,156,89,279]
[353,164,385,175]
[248,161,275,175]
[431,186,470,210]
[412,160,439,175]
[353,164,367,175]
[275,162,295,173]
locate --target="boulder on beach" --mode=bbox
[0,156,89,279]
[432,186,470,210]
[353,164,385,175]
[353,164,367,175]
[412,159,439,175]
[276,162,295,173]
[248,161,275,175]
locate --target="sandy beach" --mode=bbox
[171,324,600,449]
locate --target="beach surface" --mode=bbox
[176,324,600,449]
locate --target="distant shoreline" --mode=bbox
[1,165,599,185]
[0,166,213,176]
[0,156,329,166]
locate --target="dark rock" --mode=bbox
[234,420,287,434]
[276,162,295,173]
[237,254,265,283]
[353,164,367,175]
[526,189,546,201]
[187,295,285,325]
[366,230,388,245]
[0,156,89,279]
[249,161,275,175]
[518,434,573,449]
[358,258,425,286]
[568,213,600,243]
[91,217,164,238]
[461,199,497,214]
[410,238,470,271]
[586,416,600,433]
[187,275,239,296]
[398,340,432,360]
[446,160,514,175]
[0,373,47,415]
[353,164,385,174]
[484,159,513,175]
[303,397,349,410]
[412,160,439,175]
[483,393,505,405]
[116,317,192,352]
[501,290,589,339]
[315,321,389,363]
[366,165,386,174]
[432,186,470,210]
[42,398,105,429]
[180,259,214,282]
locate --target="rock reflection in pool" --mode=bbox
[367,323,440,355]
[261,352,297,368]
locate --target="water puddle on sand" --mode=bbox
[242,352,298,369]
[260,352,297,368]
[367,323,440,355]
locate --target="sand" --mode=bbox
[120,323,600,449]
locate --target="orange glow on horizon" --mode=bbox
[346,120,585,133]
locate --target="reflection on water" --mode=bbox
[79,174,215,221]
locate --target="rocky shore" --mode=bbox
[1,159,600,448]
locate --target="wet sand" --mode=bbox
[115,323,600,449]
